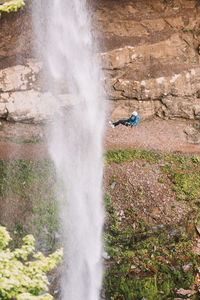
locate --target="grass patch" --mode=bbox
[103,149,200,299]
[105,149,200,204]
[0,137,43,144]
[0,158,59,252]
[103,193,198,300]
[105,149,162,164]
[0,149,200,297]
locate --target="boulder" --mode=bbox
[184,125,200,144]
[159,96,200,120]
[194,105,200,119]
[0,60,41,92]
[109,67,200,101]
[0,90,78,123]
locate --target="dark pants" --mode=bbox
[113,119,130,127]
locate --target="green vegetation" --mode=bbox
[0,225,63,299]
[105,150,200,205]
[104,149,200,299]
[0,159,59,251]
[103,194,198,300]
[0,137,43,144]
[183,29,200,36]
[0,0,25,17]
[0,149,199,298]
[105,149,162,164]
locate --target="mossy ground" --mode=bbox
[103,149,200,300]
[0,158,59,253]
[103,195,198,299]
[0,149,200,299]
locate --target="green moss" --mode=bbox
[105,149,200,168]
[104,149,163,165]
[103,149,200,298]
[157,177,164,184]
[0,137,43,144]
[183,28,200,35]
[0,159,59,252]
[103,189,200,299]
[165,169,200,201]
[105,149,137,164]
[104,265,196,299]
[105,149,200,204]
[104,228,197,299]
[104,275,160,300]
[14,138,43,144]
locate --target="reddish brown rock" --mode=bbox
[1,0,200,123]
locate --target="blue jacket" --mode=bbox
[127,115,140,127]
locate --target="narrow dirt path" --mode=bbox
[0,118,199,161]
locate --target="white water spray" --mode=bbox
[32,0,105,299]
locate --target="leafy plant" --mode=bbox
[192,155,200,164]
[0,0,25,17]
[0,225,63,299]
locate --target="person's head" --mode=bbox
[132,111,138,116]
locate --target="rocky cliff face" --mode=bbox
[0,0,200,126]
[92,0,200,120]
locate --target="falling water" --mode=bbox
[32,0,105,299]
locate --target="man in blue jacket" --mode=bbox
[109,111,140,128]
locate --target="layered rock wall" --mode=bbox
[93,0,200,120]
[93,0,200,119]
[0,0,200,125]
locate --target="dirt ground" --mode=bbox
[0,118,199,161]
[103,118,200,227]
[105,117,200,155]
[103,159,188,226]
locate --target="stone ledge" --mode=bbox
[158,96,200,120]
[0,90,79,123]
[0,59,41,92]
[100,33,192,70]
[106,67,200,100]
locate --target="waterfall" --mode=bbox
[32,0,105,299]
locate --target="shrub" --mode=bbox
[0,225,63,299]
[0,0,25,17]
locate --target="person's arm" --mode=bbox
[127,116,136,123]
[127,116,136,122]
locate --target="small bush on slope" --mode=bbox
[0,225,63,299]
[0,0,25,17]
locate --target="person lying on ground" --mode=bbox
[109,111,140,129]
